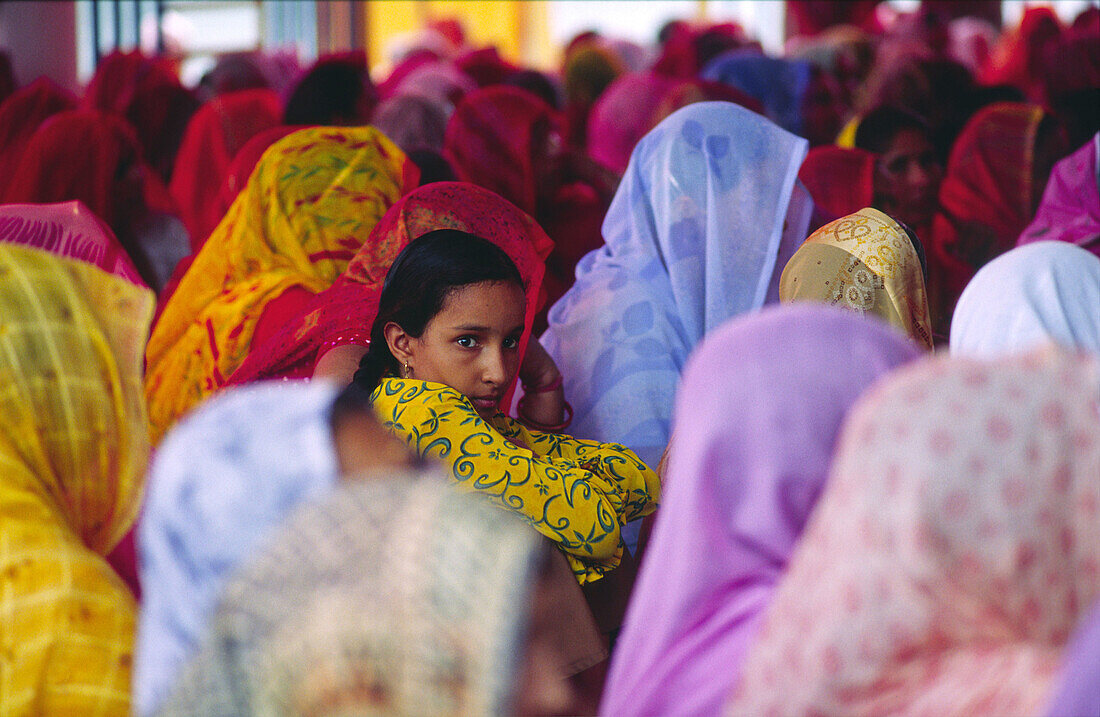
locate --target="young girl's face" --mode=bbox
[409,280,526,418]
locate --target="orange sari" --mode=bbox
[145,126,417,442]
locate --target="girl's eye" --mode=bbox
[457,336,477,348]
[503,336,519,349]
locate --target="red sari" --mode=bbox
[1,109,168,286]
[0,78,76,197]
[930,102,1044,334]
[230,181,554,412]
[169,89,283,251]
[798,146,876,222]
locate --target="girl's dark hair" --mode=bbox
[351,229,524,392]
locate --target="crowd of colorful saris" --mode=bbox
[0,4,1098,715]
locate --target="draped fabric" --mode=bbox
[144,126,416,443]
[0,78,76,198]
[370,378,659,584]
[603,306,920,717]
[168,89,283,250]
[157,125,302,307]
[0,200,145,284]
[701,51,813,136]
[729,347,1100,716]
[930,102,1044,326]
[587,73,679,174]
[82,50,179,117]
[444,85,556,216]
[541,102,812,469]
[780,207,934,350]
[0,243,154,715]
[1018,134,1100,256]
[230,182,553,415]
[156,478,543,716]
[134,381,341,717]
[798,146,876,221]
[2,110,150,230]
[1,109,170,287]
[950,242,1100,358]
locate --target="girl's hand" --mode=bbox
[518,339,568,431]
[519,338,561,391]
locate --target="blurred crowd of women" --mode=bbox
[0,1,1097,715]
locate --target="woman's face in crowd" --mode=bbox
[407,280,527,419]
[874,128,943,229]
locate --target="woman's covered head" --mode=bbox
[357,229,526,414]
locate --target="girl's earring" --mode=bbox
[403,361,411,378]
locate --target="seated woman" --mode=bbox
[779,207,935,349]
[542,101,814,471]
[729,345,1100,715]
[156,479,581,716]
[853,105,943,239]
[228,182,554,389]
[351,229,660,586]
[0,242,154,714]
[144,126,416,443]
[950,241,1100,358]
[603,306,920,717]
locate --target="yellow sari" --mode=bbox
[780,207,934,349]
[0,243,154,715]
[145,127,415,442]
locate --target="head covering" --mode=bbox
[168,88,283,250]
[444,85,558,215]
[3,109,145,231]
[134,380,341,717]
[780,207,934,349]
[144,126,416,443]
[1045,601,1100,717]
[541,102,813,468]
[701,50,813,136]
[0,243,154,715]
[230,182,554,412]
[1,109,166,285]
[82,50,178,116]
[603,306,920,717]
[1018,134,1100,256]
[729,346,1100,715]
[950,241,1100,358]
[0,200,145,283]
[156,478,543,716]
[587,73,679,174]
[373,94,448,152]
[393,60,478,112]
[931,102,1045,309]
[0,78,76,197]
[798,146,876,220]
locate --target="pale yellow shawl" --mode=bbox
[780,207,934,349]
[0,243,153,714]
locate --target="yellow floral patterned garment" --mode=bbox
[144,127,415,442]
[370,379,660,584]
[780,207,934,350]
[0,243,154,715]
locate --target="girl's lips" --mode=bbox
[470,396,501,409]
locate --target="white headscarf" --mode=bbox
[540,101,812,469]
[950,241,1100,358]
[134,380,340,716]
